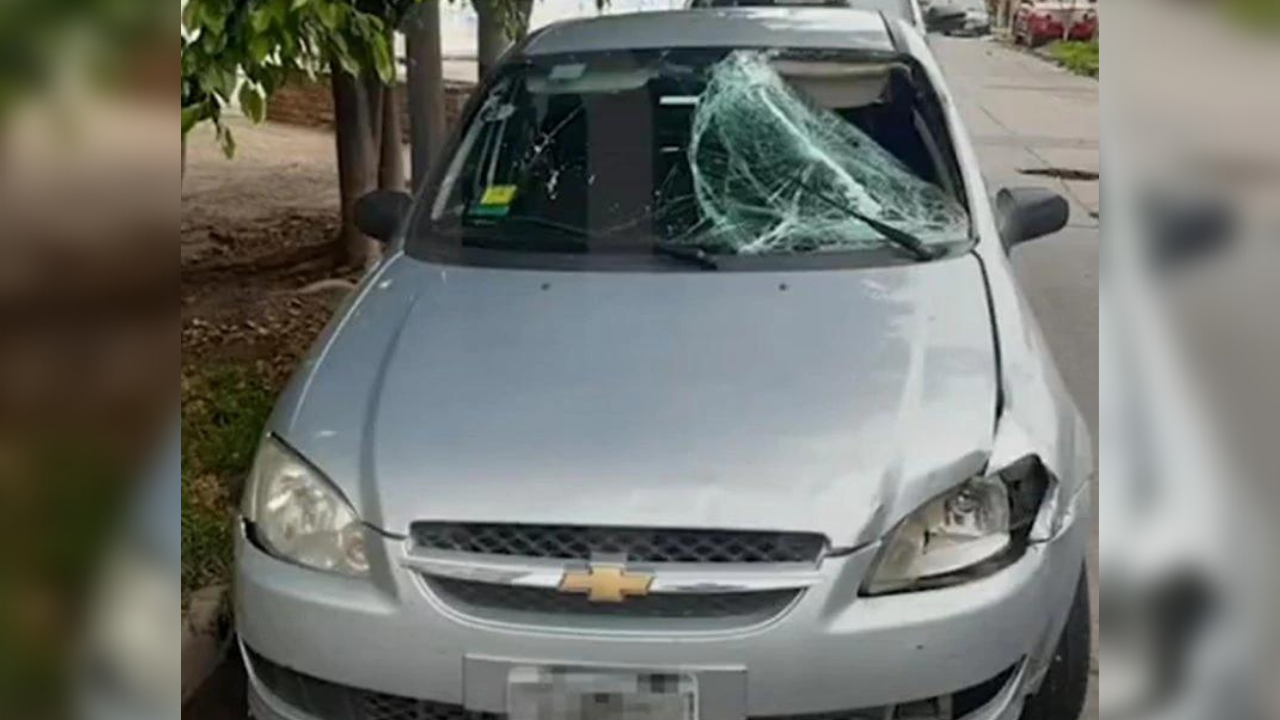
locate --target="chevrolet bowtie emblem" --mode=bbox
[559,564,654,603]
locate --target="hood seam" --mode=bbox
[970,249,1005,430]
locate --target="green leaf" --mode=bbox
[337,53,360,77]
[280,32,298,60]
[181,103,207,135]
[217,124,237,158]
[250,8,272,33]
[371,37,394,83]
[200,1,227,36]
[200,67,231,99]
[316,1,343,30]
[182,0,201,30]
[239,84,266,123]
[249,33,274,64]
[330,33,357,74]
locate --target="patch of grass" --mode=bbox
[181,363,276,596]
[1226,0,1280,32]
[1047,40,1099,78]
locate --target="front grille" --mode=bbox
[412,523,827,564]
[429,577,801,619]
[247,647,497,720]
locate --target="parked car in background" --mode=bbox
[1012,0,1097,46]
[939,0,992,35]
[687,0,926,33]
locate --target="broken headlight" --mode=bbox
[863,456,1051,595]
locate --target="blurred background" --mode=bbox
[1103,1,1280,719]
[0,0,175,717]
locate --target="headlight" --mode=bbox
[242,436,370,577]
[863,456,1051,595]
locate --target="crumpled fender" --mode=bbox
[980,246,1094,542]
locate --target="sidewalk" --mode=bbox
[932,36,1099,226]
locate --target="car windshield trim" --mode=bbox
[416,237,971,272]
[407,46,974,271]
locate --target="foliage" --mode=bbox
[1047,40,1098,78]
[181,363,276,594]
[0,0,168,123]
[1225,0,1280,32]
[181,0,416,156]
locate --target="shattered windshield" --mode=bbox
[422,48,970,264]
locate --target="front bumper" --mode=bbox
[953,23,992,37]
[236,514,1086,720]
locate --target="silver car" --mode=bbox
[236,9,1093,720]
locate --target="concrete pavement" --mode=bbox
[930,36,1100,720]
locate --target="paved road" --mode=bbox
[930,35,1100,720]
[186,37,1102,720]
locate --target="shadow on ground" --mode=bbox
[183,650,247,720]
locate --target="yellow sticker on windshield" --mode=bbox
[480,185,518,207]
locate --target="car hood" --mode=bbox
[275,254,999,547]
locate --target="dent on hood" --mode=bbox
[669,51,969,254]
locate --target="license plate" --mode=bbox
[507,667,698,720]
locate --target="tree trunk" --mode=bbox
[379,83,406,191]
[512,0,534,41]
[474,0,508,80]
[331,62,382,268]
[405,0,448,190]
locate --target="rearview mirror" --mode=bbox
[996,187,1070,249]
[925,5,968,33]
[355,190,413,243]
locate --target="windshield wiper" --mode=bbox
[795,179,944,262]
[652,241,723,270]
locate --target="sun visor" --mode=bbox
[770,60,899,109]
[526,64,658,95]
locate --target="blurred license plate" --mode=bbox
[507,667,698,720]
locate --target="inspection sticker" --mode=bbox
[470,184,518,217]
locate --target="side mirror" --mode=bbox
[355,190,413,243]
[1146,192,1234,268]
[996,187,1070,249]
[925,4,968,33]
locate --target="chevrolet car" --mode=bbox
[236,8,1093,720]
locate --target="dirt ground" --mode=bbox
[181,118,372,719]
[181,117,358,385]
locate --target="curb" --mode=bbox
[182,584,232,704]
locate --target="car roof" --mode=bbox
[523,9,898,57]
[688,0,916,24]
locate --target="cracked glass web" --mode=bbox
[677,51,970,255]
